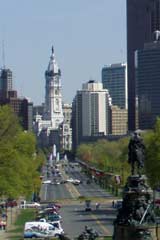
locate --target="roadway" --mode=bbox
[40,161,117,238]
[40,163,113,201]
[60,203,116,239]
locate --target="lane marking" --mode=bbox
[91,213,111,235]
[44,184,47,201]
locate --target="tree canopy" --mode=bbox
[77,118,160,189]
[0,105,45,199]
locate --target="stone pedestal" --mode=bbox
[113,175,157,240]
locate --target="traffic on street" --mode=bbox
[37,159,118,238]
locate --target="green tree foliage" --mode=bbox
[77,120,160,189]
[0,105,45,199]
[144,118,160,189]
[77,137,130,186]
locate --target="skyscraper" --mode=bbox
[136,37,160,129]
[72,80,112,150]
[127,0,160,131]
[102,63,127,109]
[0,68,13,99]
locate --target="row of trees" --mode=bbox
[0,105,45,199]
[77,118,160,189]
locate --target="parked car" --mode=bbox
[5,200,17,208]
[48,214,62,222]
[20,201,40,209]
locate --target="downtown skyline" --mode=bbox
[0,0,126,105]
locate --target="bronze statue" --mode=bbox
[128,131,145,175]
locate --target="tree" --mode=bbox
[145,118,160,188]
[0,105,45,199]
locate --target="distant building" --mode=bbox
[136,36,160,129]
[127,0,160,131]
[72,80,112,150]
[110,105,128,135]
[0,67,33,131]
[34,47,73,152]
[102,63,127,109]
[60,103,72,151]
[44,47,63,128]
[0,68,12,91]
[33,104,45,117]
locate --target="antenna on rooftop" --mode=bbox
[2,39,5,69]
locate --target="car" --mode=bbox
[5,200,17,208]
[67,178,80,184]
[86,180,91,184]
[85,200,92,211]
[51,181,60,185]
[60,180,67,184]
[73,180,81,185]
[42,180,51,184]
[66,178,74,183]
[48,214,62,222]
[26,202,41,208]
[115,200,123,209]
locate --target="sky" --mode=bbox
[0,0,126,105]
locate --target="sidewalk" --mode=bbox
[0,207,20,240]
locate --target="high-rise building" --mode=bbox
[0,96,33,131]
[102,63,127,109]
[44,47,63,128]
[0,68,12,91]
[0,68,13,99]
[136,37,160,129]
[72,80,112,150]
[110,105,128,135]
[127,0,160,131]
[0,67,33,131]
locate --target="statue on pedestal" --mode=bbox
[128,131,145,175]
[113,132,156,240]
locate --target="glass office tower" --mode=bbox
[136,40,160,129]
[102,63,127,110]
[127,0,160,131]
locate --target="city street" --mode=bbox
[40,162,117,238]
[60,203,116,239]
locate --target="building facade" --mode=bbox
[127,0,160,131]
[110,105,128,135]
[60,103,72,151]
[0,67,33,131]
[136,39,160,129]
[72,80,112,150]
[34,47,73,152]
[102,63,127,109]
[44,47,63,128]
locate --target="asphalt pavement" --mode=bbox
[39,161,118,238]
[60,203,116,239]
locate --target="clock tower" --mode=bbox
[44,47,63,128]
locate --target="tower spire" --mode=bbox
[2,40,5,69]
[52,46,54,55]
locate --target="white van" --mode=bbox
[39,219,64,234]
[24,221,62,238]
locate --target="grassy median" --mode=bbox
[7,208,35,239]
